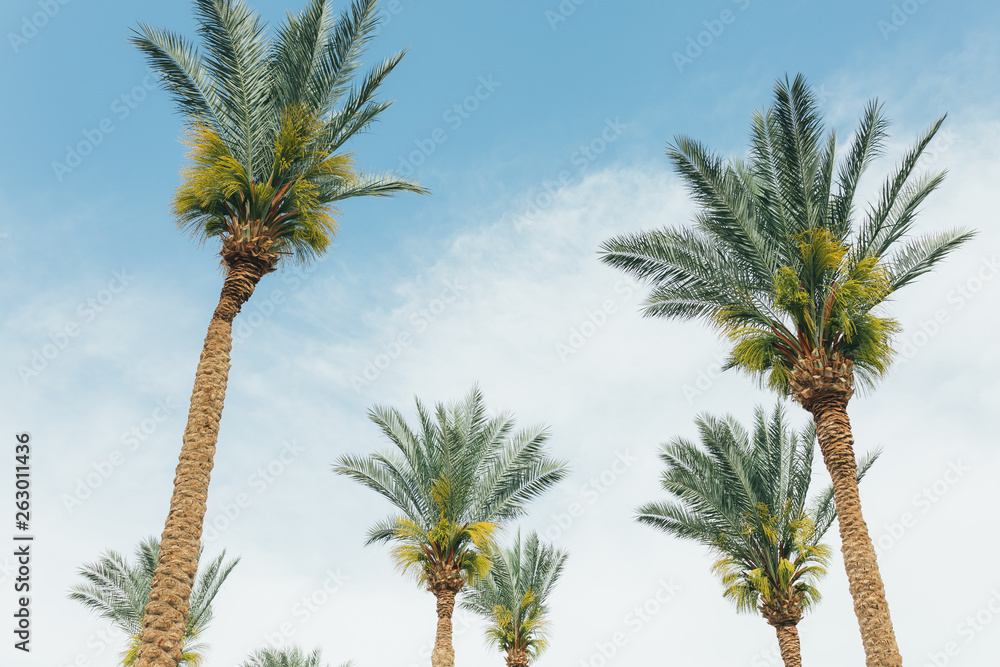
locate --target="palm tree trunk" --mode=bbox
[505,648,530,667]
[431,588,458,667]
[134,252,272,667]
[773,623,802,667]
[809,394,902,667]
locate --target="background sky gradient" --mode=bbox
[2,1,999,666]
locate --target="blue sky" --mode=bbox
[3,1,1000,666]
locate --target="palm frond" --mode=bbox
[637,405,866,620]
[599,74,972,394]
[336,386,568,592]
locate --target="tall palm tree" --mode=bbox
[637,406,876,667]
[334,386,569,667]
[241,646,352,667]
[68,537,238,667]
[130,2,425,664]
[600,74,973,666]
[461,531,567,667]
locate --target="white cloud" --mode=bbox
[6,43,1000,667]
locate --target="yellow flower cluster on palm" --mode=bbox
[723,228,900,392]
[174,104,357,264]
[712,508,832,620]
[390,509,497,589]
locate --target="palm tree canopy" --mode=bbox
[241,646,352,667]
[132,0,427,266]
[461,531,567,660]
[599,74,973,392]
[68,536,239,666]
[636,405,876,616]
[334,386,569,586]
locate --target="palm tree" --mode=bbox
[334,386,569,667]
[129,1,425,664]
[241,646,352,667]
[600,74,973,666]
[68,536,238,666]
[461,531,567,667]
[637,406,876,667]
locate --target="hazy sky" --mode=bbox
[2,1,999,666]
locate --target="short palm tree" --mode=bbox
[68,537,238,667]
[130,1,425,664]
[461,531,567,667]
[600,74,973,666]
[334,386,569,667]
[638,405,875,667]
[241,646,351,667]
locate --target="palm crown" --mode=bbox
[68,537,239,666]
[637,405,875,622]
[335,387,567,667]
[241,646,351,667]
[600,74,972,392]
[334,386,569,588]
[132,0,426,266]
[461,531,567,663]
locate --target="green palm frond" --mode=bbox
[461,531,568,660]
[599,73,974,393]
[241,645,352,667]
[637,405,873,619]
[68,537,238,666]
[335,386,569,591]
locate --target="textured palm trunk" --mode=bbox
[791,351,903,667]
[763,598,803,667]
[134,242,274,667]
[431,588,458,667]
[772,624,802,667]
[505,648,530,667]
